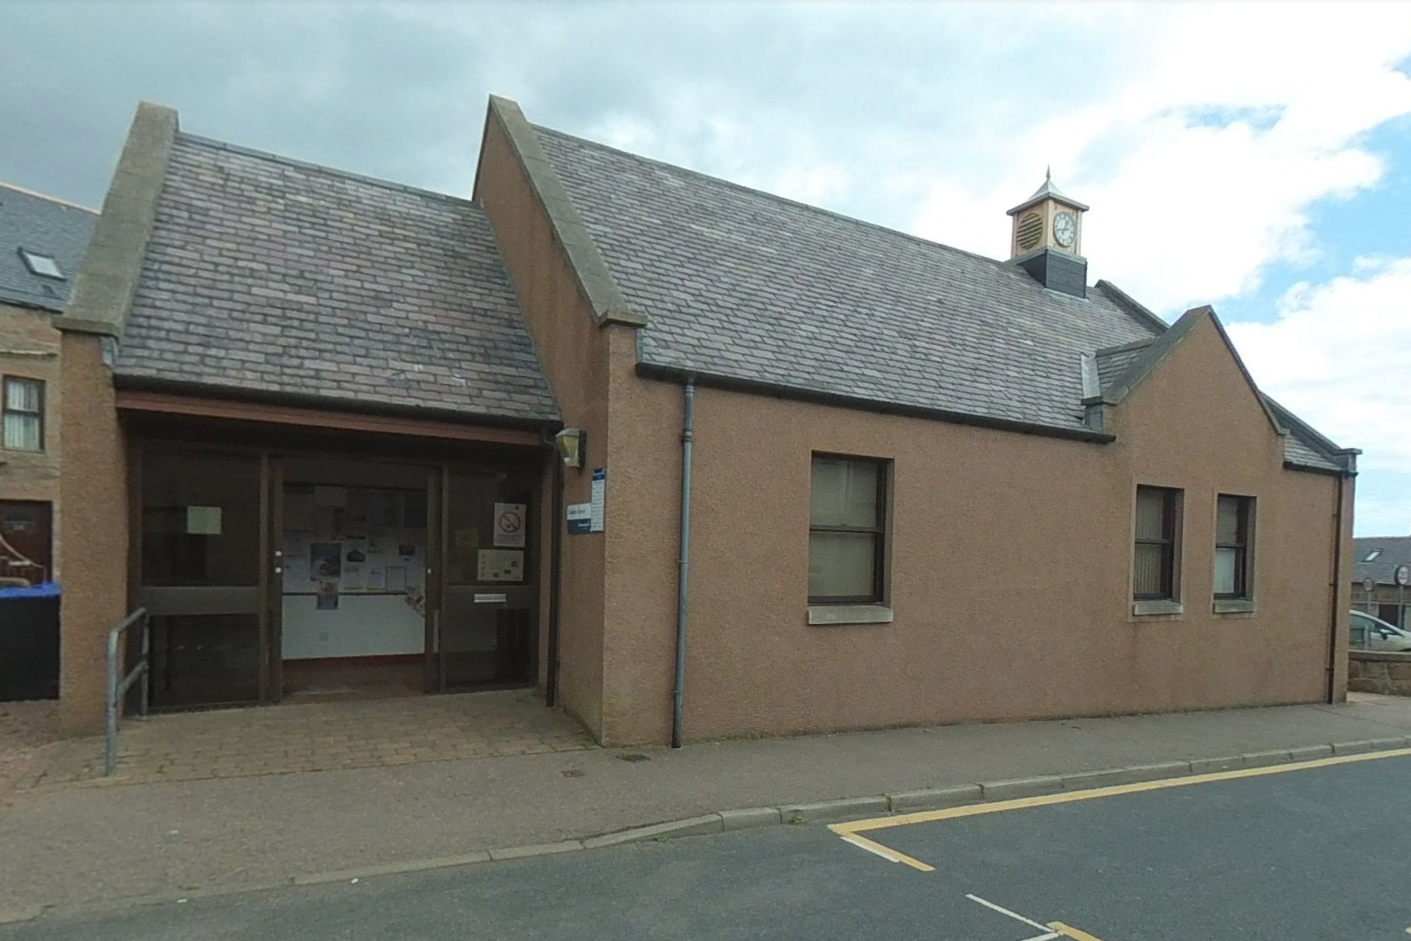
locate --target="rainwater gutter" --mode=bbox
[672,376,696,749]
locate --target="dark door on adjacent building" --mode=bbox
[0,500,53,583]
[433,465,538,691]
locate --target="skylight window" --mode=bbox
[1364,549,1383,562]
[18,248,63,280]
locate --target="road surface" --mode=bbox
[6,750,1410,940]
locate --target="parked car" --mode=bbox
[1350,610,1411,653]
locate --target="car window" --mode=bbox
[1350,612,1373,648]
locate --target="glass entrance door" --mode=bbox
[436,466,538,690]
[139,445,271,709]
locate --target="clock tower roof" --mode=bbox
[1006,168,1089,216]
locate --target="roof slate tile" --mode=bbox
[535,125,1347,468]
[116,135,558,424]
[0,183,96,312]
[534,126,1160,433]
[1353,536,1411,586]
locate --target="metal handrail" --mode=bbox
[104,608,150,776]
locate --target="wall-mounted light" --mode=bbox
[554,428,586,469]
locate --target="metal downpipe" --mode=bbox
[672,377,696,749]
[1327,471,1346,703]
[546,436,565,708]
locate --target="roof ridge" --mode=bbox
[1095,337,1154,357]
[0,180,98,214]
[177,133,479,209]
[531,124,1051,283]
[1261,394,1344,455]
[1093,280,1168,335]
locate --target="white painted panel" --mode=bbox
[281,594,425,660]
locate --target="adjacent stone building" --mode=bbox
[54,98,1358,744]
[1352,536,1411,627]
[0,181,97,584]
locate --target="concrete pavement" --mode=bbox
[4,692,1411,922]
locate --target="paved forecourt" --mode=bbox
[831,748,1411,940]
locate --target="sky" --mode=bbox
[2,0,1409,536]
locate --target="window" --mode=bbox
[1364,549,1383,563]
[2,377,44,451]
[1133,485,1181,601]
[809,455,887,604]
[1350,611,1372,649]
[1214,495,1254,599]
[18,249,63,280]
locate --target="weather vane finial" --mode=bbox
[1045,165,1052,183]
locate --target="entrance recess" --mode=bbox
[275,455,432,703]
[135,436,542,710]
[436,466,538,690]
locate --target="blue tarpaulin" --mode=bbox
[0,581,60,599]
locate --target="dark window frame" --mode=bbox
[1,375,45,452]
[1214,494,1254,600]
[1134,485,1181,601]
[808,453,889,606]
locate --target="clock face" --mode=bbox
[1053,211,1078,248]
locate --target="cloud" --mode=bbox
[1353,483,1411,538]
[5,1,1409,315]
[2,0,1409,532]
[1227,256,1411,482]
[906,4,1411,313]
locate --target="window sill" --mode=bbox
[1132,600,1183,618]
[808,604,894,626]
[1213,598,1256,615]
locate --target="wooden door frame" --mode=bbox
[432,461,543,692]
[128,439,273,709]
[425,464,446,693]
[260,452,284,704]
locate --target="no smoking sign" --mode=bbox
[493,502,527,548]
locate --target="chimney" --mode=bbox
[1006,169,1089,298]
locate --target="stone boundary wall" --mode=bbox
[1349,650,1411,696]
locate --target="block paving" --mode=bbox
[9,689,594,790]
[0,700,57,805]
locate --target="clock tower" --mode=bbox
[1007,168,1088,259]
[1006,170,1090,298]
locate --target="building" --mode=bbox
[1352,536,1411,627]
[54,98,1357,743]
[0,181,97,585]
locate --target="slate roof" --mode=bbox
[1352,537,1411,586]
[1094,340,1151,391]
[116,135,558,424]
[533,125,1349,469]
[535,125,1162,435]
[1262,397,1346,474]
[0,182,96,312]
